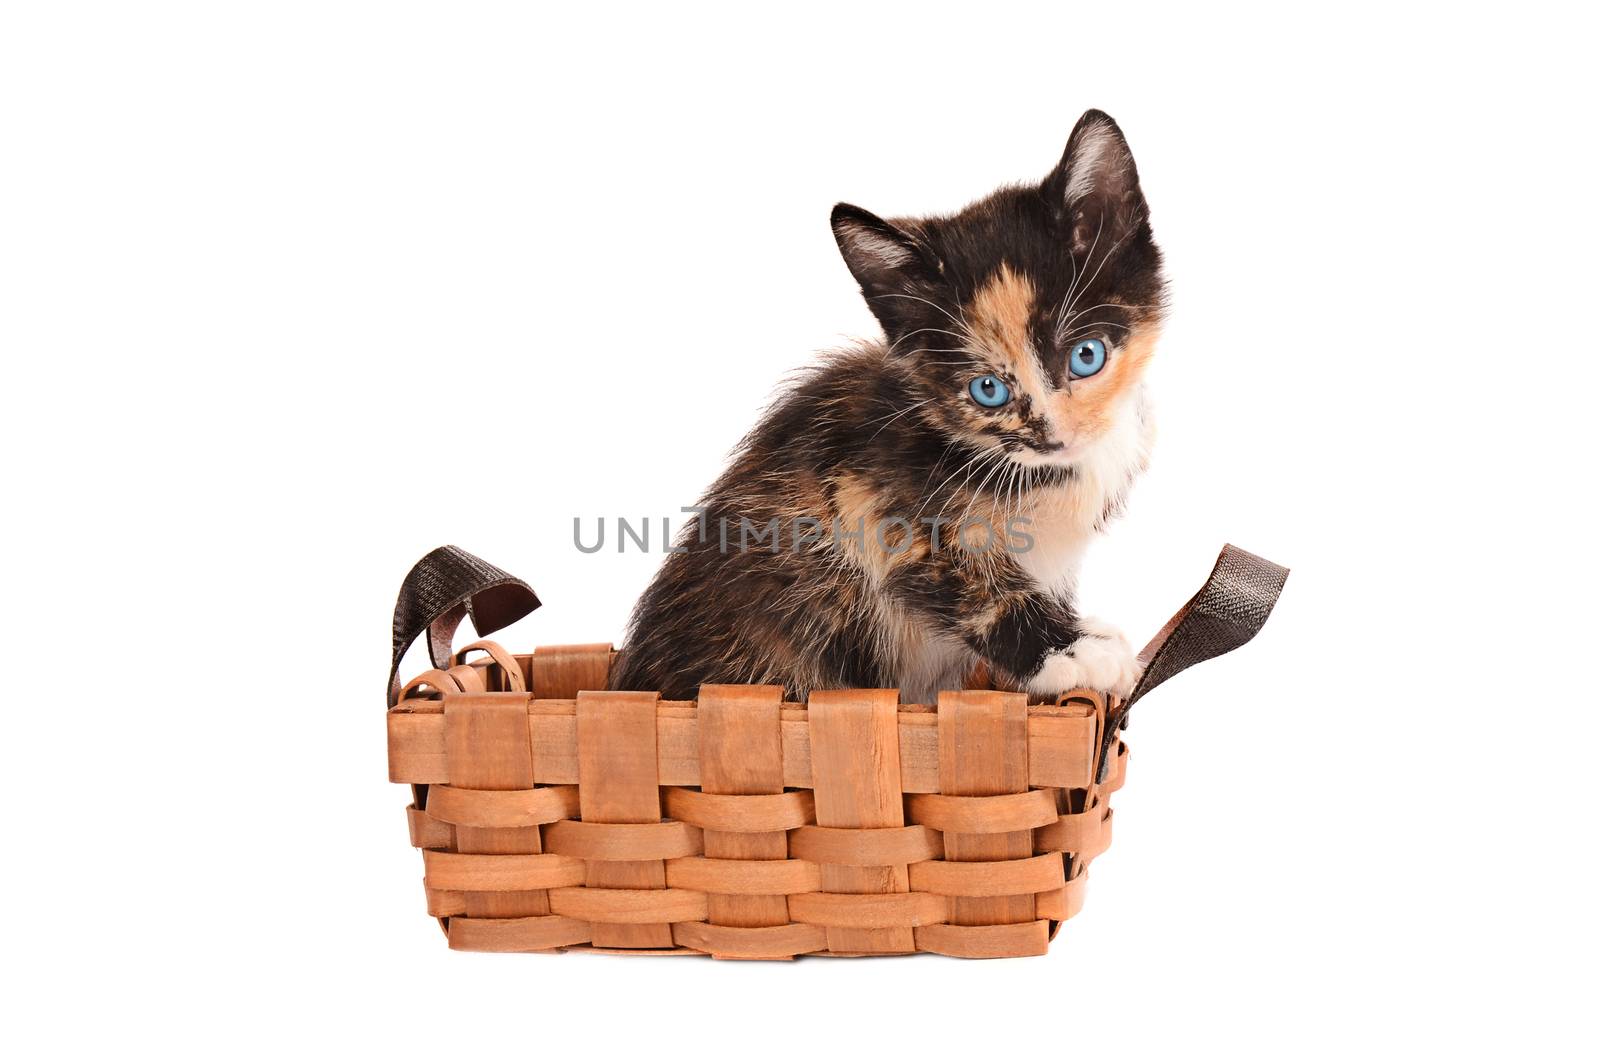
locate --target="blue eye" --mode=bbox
[1069,338,1107,378]
[969,374,1011,408]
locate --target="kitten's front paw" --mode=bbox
[1070,631,1141,698]
[1025,622,1140,698]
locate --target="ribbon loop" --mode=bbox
[1095,543,1289,780]
[387,545,540,706]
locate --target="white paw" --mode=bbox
[1024,623,1140,698]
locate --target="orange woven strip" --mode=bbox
[807,690,918,953]
[787,824,944,866]
[387,702,1099,792]
[529,643,612,698]
[448,915,592,953]
[787,891,949,930]
[904,788,1060,833]
[424,784,578,829]
[661,787,815,832]
[575,690,674,948]
[937,690,1039,926]
[914,920,1051,958]
[672,922,825,960]
[542,820,703,861]
[1103,742,1129,793]
[907,852,1066,898]
[442,694,550,922]
[422,851,587,891]
[546,886,708,924]
[1033,868,1090,921]
[695,685,791,937]
[406,805,453,851]
[665,856,822,896]
[1034,806,1114,859]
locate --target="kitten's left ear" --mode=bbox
[1044,109,1149,255]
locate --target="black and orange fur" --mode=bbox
[612,110,1166,703]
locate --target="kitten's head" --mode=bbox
[831,109,1165,467]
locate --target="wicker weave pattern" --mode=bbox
[389,642,1126,959]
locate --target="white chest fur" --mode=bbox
[1014,388,1153,596]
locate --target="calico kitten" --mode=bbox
[611,109,1165,704]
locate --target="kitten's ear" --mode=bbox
[830,203,940,329]
[1044,110,1149,255]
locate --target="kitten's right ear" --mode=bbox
[830,203,939,330]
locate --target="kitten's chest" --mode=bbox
[1012,487,1097,594]
[1012,399,1151,594]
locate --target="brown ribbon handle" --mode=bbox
[387,545,541,707]
[1096,543,1289,780]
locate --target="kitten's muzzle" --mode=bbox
[1012,436,1079,468]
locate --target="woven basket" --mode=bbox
[386,544,1285,959]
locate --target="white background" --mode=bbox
[4,2,1596,1056]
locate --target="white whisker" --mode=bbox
[864,398,935,441]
